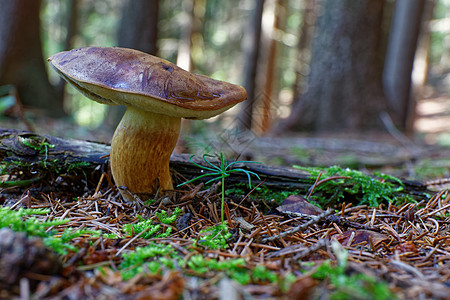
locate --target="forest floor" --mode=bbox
[0,90,449,299]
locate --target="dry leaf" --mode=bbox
[395,241,418,254]
[277,195,323,216]
[333,229,388,247]
[288,275,317,300]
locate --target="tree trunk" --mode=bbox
[117,0,159,55]
[176,0,195,71]
[0,0,65,117]
[104,0,160,131]
[276,0,387,133]
[383,0,426,131]
[407,0,436,133]
[56,0,81,101]
[259,0,283,134]
[291,1,317,103]
[237,0,265,131]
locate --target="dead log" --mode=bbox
[0,128,110,166]
[0,128,312,190]
[0,128,429,197]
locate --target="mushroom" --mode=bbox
[48,47,246,201]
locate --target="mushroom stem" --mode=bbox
[110,106,181,201]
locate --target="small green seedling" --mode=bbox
[20,137,55,167]
[20,137,55,154]
[0,177,41,188]
[178,152,261,222]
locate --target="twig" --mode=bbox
[379,112,422,159]
[20,277,30,300]
[115,227,151,257]
[234,216,254,231]
[261,208,333,243]
[307,175,351,198]
[293,238,329,260]
[306,171,322,198]
[422,203,450,218]
[390,259,425,280]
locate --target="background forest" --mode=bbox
[1,1,450,299]
[1,0,450,156]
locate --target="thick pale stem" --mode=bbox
[110,106,181,201]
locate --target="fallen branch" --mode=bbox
[261,208,333,243]
[0,129,431,195]
[0,128,314,191]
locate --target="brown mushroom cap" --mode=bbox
[48,47,246,119]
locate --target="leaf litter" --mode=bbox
[0,165,449,300]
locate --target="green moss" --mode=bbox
[44,228,98,255]
[294,165,415,207]
[413,158,450,180]
[312,260,396,300]
[155,207,182,224]
[123,215,172,239]
[310,241,396,299]
[119,242,281,285]
[120,243,179,280]
[67,161,91,173]
[194,222,231,250]
[0,207,67,237]
[291,147,316,161]
[252,265,278,283]
[188,254,250,283]
[0,207,98,255]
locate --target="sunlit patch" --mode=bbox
[415,96,450,144]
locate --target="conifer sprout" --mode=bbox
[48,47,247,201]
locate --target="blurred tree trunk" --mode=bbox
[176,0,195,72]
[407,0,436,132]
[383,0,426,132]
[292,1,317,103]
[117,0,159,55]
[260,0,284,134]
[176,0,206,136]
[104,0,160,130]
[0,0,65,117]
[276,0,387,133]
[237,0,265,131]
[63,0,81,52]
[56,0,81,100]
